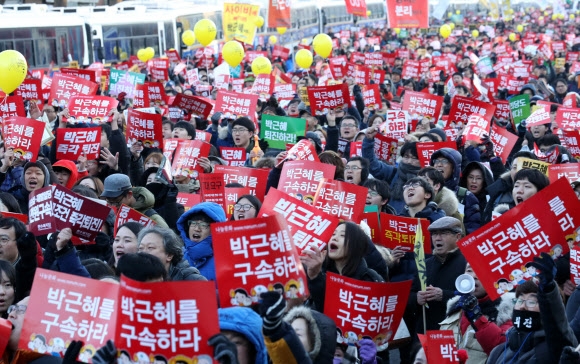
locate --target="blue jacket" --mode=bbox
[430,148,481,234]
[218,307,269,364]
[176,202,226,281]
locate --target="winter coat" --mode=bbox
[10,161,52,214]
[44,244,91,279]
[430,148,481,234]
[459,161,494,226]
[399,201,446,224]
[482,172,514,224]
[52,160,80,190]
[144,183,184,233]
[168,259,207,281]
[218,307,269,364]
[439,292,515,364]
[131,187,169,228]
[487,284,578,363]
[410,249,467,334]
[176,202,227,281]
[566,285,580,343]
[433,187,465,235]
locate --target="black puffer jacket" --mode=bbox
[168,259,207,281]
[460,161,494,225]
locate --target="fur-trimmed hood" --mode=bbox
[284,306,336,364]
[446,292,515,326]
[434,187,460,218]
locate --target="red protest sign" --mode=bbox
[364,53,383,68]
[307,84,350,115]
[373,134,398,165]
[172,94,213,119]
[272,45,291,60]
[214,90,259,121]
[224,186,252,219]
[425,330,460,363]
[278,160,336,202]
[244,51,268,64]
[548,164,580,184]
[462,114,490,142]
[29,184,111,242]
[458,178,580,300]
[251,74,275,97]
[345,0,367,16]
[162,138,181,160]
[171,140,211,178]
[350,141,362,157]
[117,275,220,361]
[219,147,247,166]
[56,127,101,161]
[361,84,381,110]
[386,0,428,28]
[0,96,26,122]
[556,106,580,130]
[525,108,551,128]
[61,67,100,84]
[489,124,518,163]
[214,165,269,202]
[564,94,578,108]
[134,83,167,108]
[324,273,412,346]
[380,110,409,140]
[268,0,291,26]
[49,73,98,107]
[199,172,226,207]
[401,60,420,79]
[68,95,118,124]
[0,317,10,357]
[3,116,45,161]
[213,214,308,306]
[416,141,457,167]
[166,49,181,63]
[260,188,339,253]
[282,139,321,167]
[494,100,511,121]
[176,192,201,211]
[273,83,296,101]
[448,96,495,128]
[402,91,443,121]
[379,214,431,253]
[313,178,367,222]
[19,269,118,361]
[126,109,163,148]
[114,205,156,231]
[15,79,43,103]
[194,130,212,143]
[572,248,580,286]
[361,208,381,243]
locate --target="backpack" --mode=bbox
[457,187,468,205]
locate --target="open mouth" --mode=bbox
[237,213,246,220]
[434,242,443,250]
[28,180,38,188]
[191,233,202,240]
[516,196,524,204]
[366,199,372,205]
[407,191,415,198]
[115,249,124,258]
[329,243,338,252]
[469,184,478,191]
[234,137,241,144]
[345,175,354,182]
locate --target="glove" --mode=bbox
[358,338,378,364]
[259,291,286,333]
[209,334,239,364]
[559,346,580,364]
[258,139,269,152]
[92,340,118,364]
[517,120,527,138]
[62,340,83,364]
[353,84,362,95]
[457,294,482,322]
[16,232,37,261]
[530,252,557,292]
[480,134,495,159]
[166,184,179,202]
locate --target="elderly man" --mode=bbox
[411,216,467,334]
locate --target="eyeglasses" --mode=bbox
[188,221,210,229]
[344,166,362,171]
[7,304,27,315]
[431,230,456,237]
[433,158,451,166]
[513,298,538,308]
[403,182,422,190]
[402,155,419,162]
[234,204,255,211]
[467,175,483,182]
[575,190,580,198]
[232,128,249,134]
[0,236,15,245]
[368,190,380,197]
[341,123,357,129]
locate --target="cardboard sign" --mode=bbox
[165,49,181,63]
[0,96,26,122]
[19,269,118,362]
[361,84,381,110]
[56,127,101,161]
[361,206,381,243]
[15,79,43,103]
[28,184,111,241]
[134,82,167,107]
[571,247,580,285]
[364,53,383,68]
[49,73,98,108]
[176,192,201,211]
[561,130,580,160]
[251,74,275,97]
[223,186,253,219]
[260,188,339,253]
[509,94,531,127]
[278,160,336,203]
[171,140,211,178]
[379,214,431,253]
[219,147,247,166]
[114,204,156,231]
[373,134,399,165]
[402,91,443,121]
[462,114,490,143]
[282,139,321,166]
[324,273,412,347]
[516,157,549,175]
[548,164,580,184]
[401,60,420,79]
[425,330,460,363]
[172,94,213,119]
[386,0,428,28]
[213,214,308,306]
[199,172,226,208]
[108,69,146,98]
[307,84,351,115]
[214,165,269,202]
[61,67,100,84]
[260,115,307,150]
[556,107,580,130]
[3,116,45,161]
[350,141,362,157]
[273,83,296,101]
[313,178,367,222]
[381,110,409,139]
[67,96,118,124]
[447,96,496,128]
[223,2,260,44]
[489,124,518,163]
[268,0,291,27]
[458,178,580,301]
[214,90,259,121]
[272,45,291,60]
[416,141,457,167]
[525,107,551,128]
[125,109,163,149]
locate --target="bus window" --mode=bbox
[164,21,175,51]
[67,26,85,65]
[15,40,34,66]
[35,38,57,67]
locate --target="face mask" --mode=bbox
[512,309,542,332]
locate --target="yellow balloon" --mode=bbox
[277,27,287,35]
[145,47,155,61]
[394,28,401,34]
[472,29,479,38]
[517,24,524,32]
[439,24,452,39]
[509,33,516,42]
[194,19,217,47]
[113,46,121,55]
[539,16,544,21]
[544,11,549,16]
[120,51,128,61]
[269,35,278,45]
[366,10,371,17]
[255,15,264,28]
[559,13,566,19]
[456,9,460,15]
[552,14,558,20]
[449,23,455,30]
[313,33,333,58]
[447,11,452,17]
[182,30,196,46]
[137,49,148,63]
[222,41,245,67]
[295,49,313,69]
[251,56,272,75]
[571,14,576,20]
[0,50,27,94]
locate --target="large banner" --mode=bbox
[386,0,429,28]
[223,3,260,44]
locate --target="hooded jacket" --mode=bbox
[52,160,80,190]
[434,187,464,234]
[11,161,52,214]
[430,148,481,234]
[399,201,446,224]
[168,259,206,281]
[482,172,514,224]
[218,307,269,364]
[130,187,168,228]
[176,202,227,281]
[460,162,494,225]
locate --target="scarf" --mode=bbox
[392,162,421,201]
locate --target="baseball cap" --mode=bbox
[101,174,132,198]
